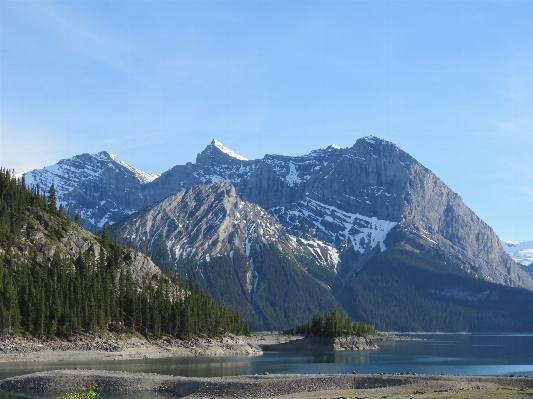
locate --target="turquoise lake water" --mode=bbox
[1,333,533,398]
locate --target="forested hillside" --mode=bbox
[338,231,533,332]
[0,170,250,339]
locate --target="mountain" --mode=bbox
[338,234,533,332]
[18,137,533,331]
[110,182,341,331]
[110,178,533,332]
[139,137,532,291]
[23,138,531,291]
[0,169,250,338]
[502,240,533,266]
[23,151,159,231]
[502,240,533,278]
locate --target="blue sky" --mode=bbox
[1,1,532,241]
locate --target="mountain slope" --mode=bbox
[110,183,341,331]
[109,182,533,332]
[0,170,249,338]
[502,240,533,266]
[20,138,533,293]
[23,151,159,231]
[338,229,533,332]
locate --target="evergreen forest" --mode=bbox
[283,311,376,337]
[0,169,250,339]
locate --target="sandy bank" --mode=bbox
[1,369,533,399]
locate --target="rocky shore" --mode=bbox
[1,369,533,398]
[260,335,378,351]
[0,335,263,363]
[0,333,389,363]
[0,334,394,362]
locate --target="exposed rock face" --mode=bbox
[401,161,532,288]
[110,183,341,331]
[261,335,379,351]
[24,151,159,232]
[22,137,533,291]
[114,182,289,259]
[11,206,162,289]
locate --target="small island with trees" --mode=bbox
[263,311,379,351]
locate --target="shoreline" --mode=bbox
[0,333,414,363]
[0,335,266,363]
[1,369,532,398]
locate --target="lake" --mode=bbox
[1,333,533,398]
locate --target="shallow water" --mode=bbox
[1,333,533,398]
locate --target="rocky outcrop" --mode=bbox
[112,182,299,264]
[402,161,533,289]
[10,203,162,289]
[261,335,378,351]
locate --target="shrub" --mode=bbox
[56,384,99,399]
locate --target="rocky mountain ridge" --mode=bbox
[110,182,341,330]
[21,137,532,292]
[23,151,159,231]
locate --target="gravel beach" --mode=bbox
[1,369,533,399]
[8,334,529,398]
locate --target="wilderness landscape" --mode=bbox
[2,1,533,398]
[8,136,533,334]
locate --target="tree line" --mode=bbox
[0,169,250,339]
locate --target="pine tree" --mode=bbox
[47,184,57,213]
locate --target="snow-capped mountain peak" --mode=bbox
[211,139,248,161]
[501,239,533,266]
[106,152,159,184]
[22,150,162,227]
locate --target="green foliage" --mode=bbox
[248,241,344,331]
[56,384,99,399]
[0,169,250,339]
[338,245,533,332]
[47,184,57,214]
[284,311,376,337]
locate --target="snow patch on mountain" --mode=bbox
[212,139,248,161]
[193,163,256,184]
[263,146,342,185]
[502,240,533,266]
[271,198,397,265]
[24,151,159,204]
[285,162,302,187]
[289,235,340,270]
[107,153,159,183]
